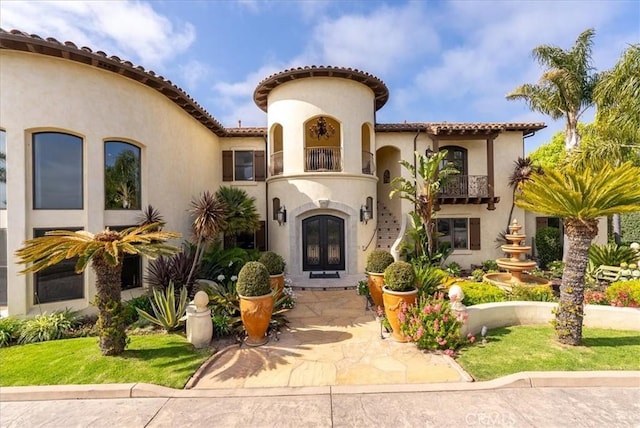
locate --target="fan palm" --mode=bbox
[214,186,260,247]
[390,150,458,260]
[15,223,180,355]
[515,161,640,345]
[506,157,542,231]
[507,28,599,151]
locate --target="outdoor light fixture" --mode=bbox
[360,204,371,224]
[481,325,488,345]
[425,147,435,158]
[276,206,287,225]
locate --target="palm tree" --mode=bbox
[185,191,227,287]
[214,186,260,248]
[15,223,180,355]
[506,157,542,232]
[515,161,640,345]
[390,150,458,260]
[507,28,599,151]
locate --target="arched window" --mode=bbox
[383,169,390,183]
[105,141,141,210]
[440,146,467,175]
[33,132,83,209]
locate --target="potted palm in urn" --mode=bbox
[366,249,395,309]
[382,261,418,342]
[258,251,286,297]
[236,261,274,346]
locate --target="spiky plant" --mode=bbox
[15,223,180,355]
[186,191,227,286]
[137,205,165,229]
[516,161,640,345]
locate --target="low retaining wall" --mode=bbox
[461,302,640,336]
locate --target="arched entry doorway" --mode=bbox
[302,215,345,272]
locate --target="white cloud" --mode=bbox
[0,0,195,69]
[302,2,439,75]
[178,60,211,90]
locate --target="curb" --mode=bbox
[2,371,638,402]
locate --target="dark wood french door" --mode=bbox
[302,215,345,271]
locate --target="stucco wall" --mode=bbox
[1,51,220,315]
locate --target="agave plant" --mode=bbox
[136,281,189,332]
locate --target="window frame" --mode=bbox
[32,132,84,210]
[104,141,142,210]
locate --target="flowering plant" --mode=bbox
[399,292,474,356]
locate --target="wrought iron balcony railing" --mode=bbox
[305,147,342,172]
[440,175,489,198]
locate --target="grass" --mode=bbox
[456,325,640,381]
[0,333,214,389]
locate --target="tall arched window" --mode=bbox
[440,146,467,175]
[33,132,83,209]
[383,170,390,183]
[105,141,141,210]
[440,146,467,197]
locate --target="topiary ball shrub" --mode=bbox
[366,250,395,273]
[384,261,416,292]
[258,251,285,275]
[237,261,272,297]
[535,227,562,269]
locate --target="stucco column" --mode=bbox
[486,135,496,211]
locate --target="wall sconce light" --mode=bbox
[276,206,287,225]
[360,204,371,224]
[425,147,434,158]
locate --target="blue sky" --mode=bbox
[1,0,638,153]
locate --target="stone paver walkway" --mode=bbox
[190,289,467,389]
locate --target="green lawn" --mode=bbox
[0,334,214,389]
[456,325,640,381]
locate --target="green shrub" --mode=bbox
[413,264,447,297]
[445,262,461,277]
[547,260,565,278]
[18,310,76,344]
[589,243,638,267]
[136,281,189,332]
[0,317,25,347]
[384,261,416,292]
[481,259,499,271]
[621,212,640,244]
[510,285,556,302]
[471,269,485,282]
[535,227,562,269]
[366,250,395,273]
[122,295,153,325]
[606,280,640,308]
[456,281,506,306]
[236,261,271,297]
[356,279,370,297]
[258,251,285,275]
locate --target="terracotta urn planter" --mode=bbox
[269,273,285,297]
[382,287,418,342]
[239,292,274,346]
[366,272,385,309]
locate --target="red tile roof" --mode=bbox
[0,29,545,139]
[253,65,389,112]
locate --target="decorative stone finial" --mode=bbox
[194,291,209,311]
[448,285,466,312]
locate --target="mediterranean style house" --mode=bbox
[0,29,606,317]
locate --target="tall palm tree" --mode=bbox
[214,186,260,248]
[186,191,227,286]
[515,161,640,345]
[390,150,458,260]
[15,223,180,355]
[507,28,599,151]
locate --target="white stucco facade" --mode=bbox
[2,30,586,317]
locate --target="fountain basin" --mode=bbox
[495,258,537,271]
[483,272,552,292]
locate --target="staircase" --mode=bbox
[376,202,401,250]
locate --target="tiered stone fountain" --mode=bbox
[484,219,551,291]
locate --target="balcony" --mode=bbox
[270,151,283,176]
[305,147,342,172]
[439,175,499,205]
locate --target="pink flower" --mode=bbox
[434,303,443,312]
[398,311,406,323]
[415,326,424,340]
[443,349,454,357]
[442,315,449,323]
[437,337,447,346]
[423,305,432,314]
[434,319,440,331]
[468,335,476,343]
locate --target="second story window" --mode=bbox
[33,132,83,209]
[222,150,265,182]
[105,141,141,210]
